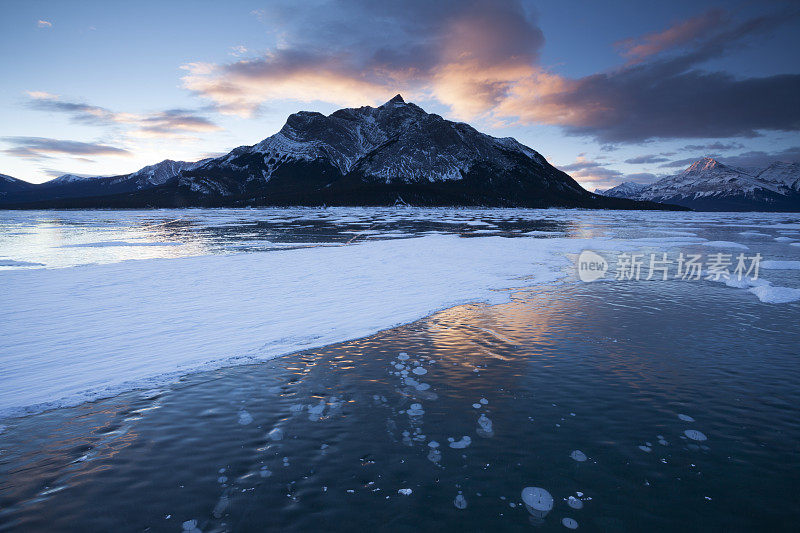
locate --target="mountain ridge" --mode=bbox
[599,157,800,211]
[1,96,682,210]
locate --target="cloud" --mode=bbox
[229,45,249,57]
[558,156,625,189]
[181,0,544,118]
[717,146,800,168]
[2,137,131,160]
[681,141,744,151]
[37,20,52,28]
[495,8,800,142]
[26,93,220,138]
[560,157,604,172]
[624,154,670,164]
[614,10,727,61]
[179,2,800,144]
[659,156,715,168]
[623,172,660,184]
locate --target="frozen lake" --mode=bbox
[1,208,799,530]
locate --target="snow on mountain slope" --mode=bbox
[165,94,597,206]
[123,159,209,188]
[598,157,800,211]
[755,162,800,192]
[600,181,648,198]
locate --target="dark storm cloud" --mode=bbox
[497,7,800,142]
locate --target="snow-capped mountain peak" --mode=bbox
[596,157,800,211]
[683,157,723,174]
[600,181,648,198]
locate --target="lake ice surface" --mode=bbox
[1,208,799,418]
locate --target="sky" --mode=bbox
[1,0,799,190]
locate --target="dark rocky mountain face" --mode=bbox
[0,174,37,196]
[599,157,800,212]
[1,96,681,210]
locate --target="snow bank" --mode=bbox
[0,234,587,418]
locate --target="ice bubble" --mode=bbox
[658,439,668,446]
[562,517,579,529]
[684,430,707,441]
[412,367,427,375]
[449,436,472,449]
[427,449,442,463]
[570,450,587,462]
[521,487,554,518]
[477,414,494,437]
[283,457,290,466]
[268,428,284,441]
[404,377,419,387]
[213,494,229,518]
[398,488,413,496]
[400,370,409,377]
[567,496,583,509]
[407,403,425,416]
[638,445,652,452]
[237,410,253,425]
[678,414,695,422]
[480,398,488,405]
[182,519,201,532]
[398,353,410,361]
[428,441,440,448]
[259,466,272,478]
[454,493,468,509]
[416,383,431,391]
[472,403,481,409]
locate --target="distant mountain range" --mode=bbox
[0,95,676,210]
[597,158,800,211]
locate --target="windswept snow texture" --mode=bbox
[1,234,585,417]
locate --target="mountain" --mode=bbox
[0,173,37,197]
[0,159,204,206]
[598,158,800,211]
[597,181,648,198]
[1,95,681,210]
[755,162,800,192]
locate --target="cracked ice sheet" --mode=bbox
[0,230,794,418]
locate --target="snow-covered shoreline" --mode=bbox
[1,234,590,418]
